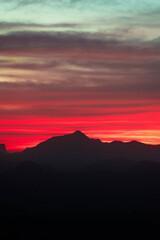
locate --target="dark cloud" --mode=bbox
[0,30,160,54]
[0,22,79,30]
[0,30,144,51]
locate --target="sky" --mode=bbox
[0,0,160,151]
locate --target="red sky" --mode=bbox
[1,112,160,152]
[1,23,160,152]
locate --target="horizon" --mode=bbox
[0,0,160,152]
[1,130,160,153]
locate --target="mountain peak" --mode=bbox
[71,130,89,140]
[73,130,87,136]
[0,144,7,154]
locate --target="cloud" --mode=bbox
[1,32,160,99]
[0,22,79,30]
[0,31,119,50]
[0,0,119,7]
[1,30,160,53]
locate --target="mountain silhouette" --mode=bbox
[1,130,160,174]
[20,131,103,170]
[0,144,7,154]
[17,131,160,171]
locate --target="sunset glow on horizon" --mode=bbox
[0,0,160,152]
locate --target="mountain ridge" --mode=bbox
[17,130,160,171]
[1,131,160,173]
[22,130,159,151]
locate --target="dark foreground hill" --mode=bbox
[0,131,160,223]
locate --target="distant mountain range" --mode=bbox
[0,130,160,172]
